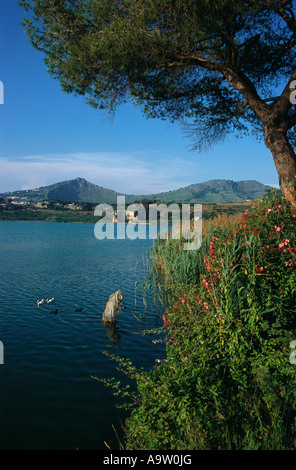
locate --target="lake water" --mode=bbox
[0,221,165,450]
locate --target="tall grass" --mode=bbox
[151,212,242,290]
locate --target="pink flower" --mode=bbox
[279,239,290,249]
[259,267,264,271]
[266,209,272,214]
[275,226,281,232]
[162,314,168,327]
[246,241,250,245]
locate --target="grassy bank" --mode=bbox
[101,189,296,450]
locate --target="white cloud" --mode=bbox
[0,151,204,194]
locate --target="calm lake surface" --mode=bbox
[0,221,165,450]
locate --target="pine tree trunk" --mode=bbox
[263,125,296,208]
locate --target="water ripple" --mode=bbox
[0,221,164,450]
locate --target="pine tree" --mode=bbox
[20,0,296,206]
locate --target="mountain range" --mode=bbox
[1,177,271,204]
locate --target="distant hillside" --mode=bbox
[46,177,120,203]
[129,179,271,204]
[1,177,271,204]
[1,177,122,204]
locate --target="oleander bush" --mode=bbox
[101,187,296,450]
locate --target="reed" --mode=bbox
[151,211,242,291]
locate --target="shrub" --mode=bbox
[101,190,296,450]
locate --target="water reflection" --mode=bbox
[103,323,121,349]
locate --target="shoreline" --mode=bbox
[0,200,254,224]
[0,218,158,225]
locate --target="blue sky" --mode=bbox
[0,0,279,195]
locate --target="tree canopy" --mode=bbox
[20,0,296,205]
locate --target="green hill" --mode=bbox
[46,177,120,203]
[128,179,271,203]
[1,177,122,204]
[1,177,271,205]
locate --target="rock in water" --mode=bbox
[102,290,124,324]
